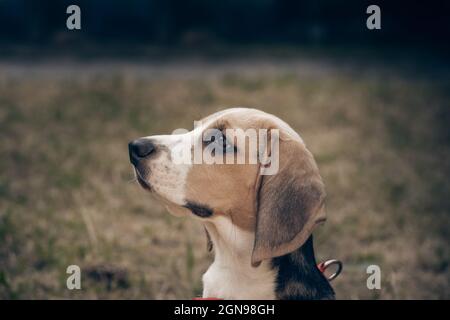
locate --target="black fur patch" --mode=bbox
[184,201,213,218]
[272,236,335,300]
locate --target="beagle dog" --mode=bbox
[129,108,335,300]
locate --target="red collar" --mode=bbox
[193,259,342,300]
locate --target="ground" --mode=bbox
[0,48,449,299]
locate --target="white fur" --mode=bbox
[202,216,277,299]
[143,134,190,205]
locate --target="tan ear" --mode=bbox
[251,137,326,266]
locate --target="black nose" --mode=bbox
[129,138,155,165]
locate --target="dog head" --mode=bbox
[129,108,326,265]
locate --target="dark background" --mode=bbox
[0,0,449,50]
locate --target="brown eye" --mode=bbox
[219,132,237,153]
[205,131,236,153]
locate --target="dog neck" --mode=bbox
[202,217,277,300]
[202,217,334,300]
[272,236,335,300]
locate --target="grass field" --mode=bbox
[0,50,449,299]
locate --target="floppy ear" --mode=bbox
[251,136,326,267]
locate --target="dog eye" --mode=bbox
[205,131,236,153]
[217,132,235,153]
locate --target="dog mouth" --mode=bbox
[134,168,152,191]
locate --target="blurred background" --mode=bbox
[0,0,449,299]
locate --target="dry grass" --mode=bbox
[0,53,449,299]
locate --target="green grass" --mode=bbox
[0,52,449,299]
